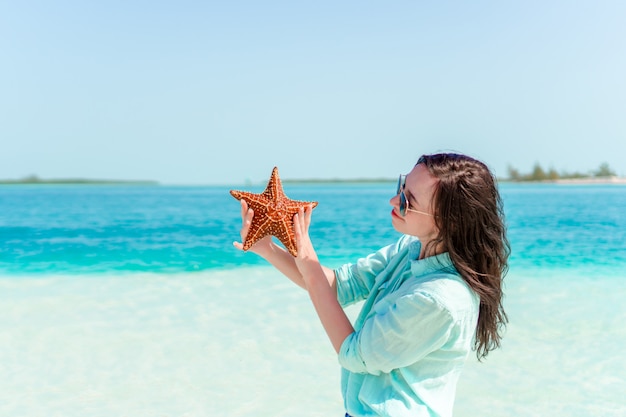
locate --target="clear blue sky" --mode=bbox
[1,1,625,184]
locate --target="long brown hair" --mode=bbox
[419,153,510,360]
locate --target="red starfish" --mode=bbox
[230,167,318,257]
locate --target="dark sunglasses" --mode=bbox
[396,175,434,217]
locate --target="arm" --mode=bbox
[339,290,454,374]
[294,206,355,353]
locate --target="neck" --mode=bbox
[418,240,444,260]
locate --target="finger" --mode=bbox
[293,213,300,241]
[242,200,255,221]
[293,208,301,232]
[240,199,247,219]
[303,204,313,229]
[296,205,309,235]
[240,204,254,240]
[298,206,306,230]
[293,209,304,246]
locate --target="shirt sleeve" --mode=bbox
[338,290,455,375]
[334,239,403,307]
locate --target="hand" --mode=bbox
[293,205,322,278]
[233,200,272,255]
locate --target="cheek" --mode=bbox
[410,217,439,238]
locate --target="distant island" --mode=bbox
[3,164,624,186]
[0,175,159,185]
[282,162,626,184]
[504,162,626,183]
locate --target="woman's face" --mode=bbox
[389,163,439,248]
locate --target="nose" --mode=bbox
[390,193,400,208]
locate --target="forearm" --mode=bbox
[303,263,354,353]
[258,242,336,290]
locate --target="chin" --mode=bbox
[390,219,404,233]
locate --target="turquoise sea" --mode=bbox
[1,182,625,416]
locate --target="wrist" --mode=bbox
[300,261,325,285]
[252,242,274,258]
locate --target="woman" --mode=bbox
[234,153,509,417]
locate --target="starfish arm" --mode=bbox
[243,215,275,250]
[273,215,298,257]
[266,167,286,201]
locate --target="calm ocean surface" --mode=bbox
[1,182,625,275]
[1,183,625,417]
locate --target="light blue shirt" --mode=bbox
[335,235,479,417]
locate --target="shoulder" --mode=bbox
[358,234,418,266]
[401,273,479,320]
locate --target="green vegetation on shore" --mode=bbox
[505,162,617,182]
[2,163,622,186]
[0,175,158,185]
[284,163,622,184]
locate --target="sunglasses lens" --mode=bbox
[397,175,406,216]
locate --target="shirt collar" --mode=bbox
[408,239,457,277]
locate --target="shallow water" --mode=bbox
[2,268,625,417]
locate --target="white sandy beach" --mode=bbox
[553,176,626,184]
[1,268,625,417]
